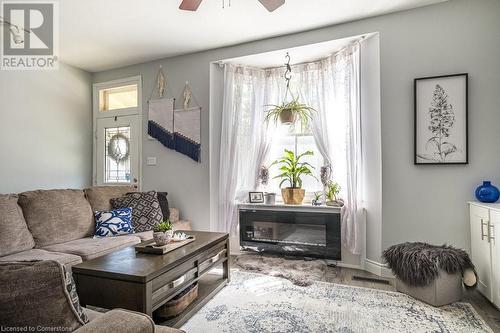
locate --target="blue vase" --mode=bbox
[475,181,500,203]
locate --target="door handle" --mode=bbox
[481,219,489,241]
[489,222,495,243]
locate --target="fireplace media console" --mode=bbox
[238,203,341,260]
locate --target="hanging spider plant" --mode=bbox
[265,95,316,126]
[264,52,316,126]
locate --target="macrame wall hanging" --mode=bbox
[147,68,201,163]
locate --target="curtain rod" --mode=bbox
[217,35,367,69]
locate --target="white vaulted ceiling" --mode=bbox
[59,0,445,72]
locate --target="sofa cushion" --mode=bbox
[84,186,136,212]
[111,191,163,233]
[94,208,134,238]
[131,230,154,241]
[0,249,82,268]
[0,261,88,331]
[0,194,35,256]
[42,236,141,261]
[18,189,94,247]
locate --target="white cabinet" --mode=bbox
[491,210,500,307]
[469,202,500,309]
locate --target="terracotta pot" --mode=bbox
[279,109,296,124]
[153,230,174,246]
[281,188,305,205]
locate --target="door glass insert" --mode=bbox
[104,126,131,183]
[99,84,138,112]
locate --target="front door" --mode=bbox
[95,115,140,189]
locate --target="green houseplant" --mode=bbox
[153,219,174,246]
[325,181,343,207]
[271,149,316,205]
[265,96,316,126]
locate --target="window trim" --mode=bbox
[92,75,143,189]
[93,75,142,119]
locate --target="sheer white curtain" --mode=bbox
[334,44,363,255]
[218,65,276,234]
[218,45,363,254]
[293,43,363,254]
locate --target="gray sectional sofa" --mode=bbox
[0,186,191,267]
[0,186,190,333]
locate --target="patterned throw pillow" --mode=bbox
[63,264,89,324]
[94,208,134,238]
[110,191,163,233]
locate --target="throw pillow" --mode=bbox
[157,191,170,219]
[110,191,163,233]
[94,208,134,238]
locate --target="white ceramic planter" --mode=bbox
[153,230,174,246]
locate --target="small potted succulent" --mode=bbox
[312,192,323,206]
[153,219,174,246]
[325,181,344,207]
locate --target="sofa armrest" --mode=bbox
[74,309,154,333]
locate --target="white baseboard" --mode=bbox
[335,261,363,270]
[364,259,394,278]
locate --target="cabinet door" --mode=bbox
[470,204,492,300]
[490,210,500,308]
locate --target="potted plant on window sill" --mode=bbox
[325,181,344,207]
[153,219,174,246]
[271,149,317,205]
[265,96,316,126]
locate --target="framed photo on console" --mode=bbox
[248,192,264,203]
[414,73,468,165]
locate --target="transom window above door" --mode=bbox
[94,76,142,118]
[99,84,138,112]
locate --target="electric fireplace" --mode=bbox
[239,205,341,260]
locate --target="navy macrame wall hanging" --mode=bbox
[147,79,201,163]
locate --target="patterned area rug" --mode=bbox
[181,271,492,333]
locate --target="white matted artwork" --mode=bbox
[414,73,468,165]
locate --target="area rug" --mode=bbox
[234,253,327,286]
[181,271,492,333]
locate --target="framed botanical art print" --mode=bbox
[414,73,468,164]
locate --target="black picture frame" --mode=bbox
[414,73,468,165]
[248,191,264,203]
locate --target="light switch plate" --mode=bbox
[146,157,157,166]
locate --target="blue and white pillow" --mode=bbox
[94,208,134,238]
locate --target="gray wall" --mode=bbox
[93,0,500,263]
[0,63,92,193]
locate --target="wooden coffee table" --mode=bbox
[73,230,229,328]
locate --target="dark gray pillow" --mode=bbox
[0,260,88,330]
[157,192,170,220]
[110,191,163,233]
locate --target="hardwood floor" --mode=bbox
[231,256,500,332]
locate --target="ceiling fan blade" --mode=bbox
[179,0,203,11]
[258,0,285,12]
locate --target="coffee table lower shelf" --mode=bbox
[157,273,228,328]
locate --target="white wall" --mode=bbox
[92,0,500,265]
[0,63,92,193]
